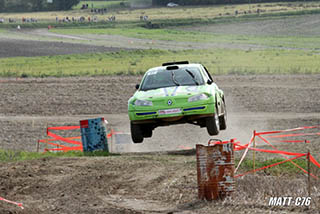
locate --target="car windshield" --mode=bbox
[140,66,204,91]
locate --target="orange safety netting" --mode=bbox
[211,125,320,179]
[38,126,117,152]
[38,126,82,152]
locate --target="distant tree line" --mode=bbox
[152,0,319,5]
[0,0,80,12]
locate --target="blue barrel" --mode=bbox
[80,117,108,152]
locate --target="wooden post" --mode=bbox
[37,140,40,153]
[253,130,256,175]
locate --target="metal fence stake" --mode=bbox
[253,130,256,175]
[307,148,311,198]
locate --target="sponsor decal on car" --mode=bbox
[158,108,181,115]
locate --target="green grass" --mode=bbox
[1,48,320,77]
[0,149,111,162]
[237,158,309,176]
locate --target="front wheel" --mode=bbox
[142,126,153,138]
[206,111,220,136]
[130,122,144,143]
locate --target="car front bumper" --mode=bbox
[129,102,215,124]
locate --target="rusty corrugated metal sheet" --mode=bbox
[196,142,235,200]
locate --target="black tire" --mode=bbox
[142,126,153,138]
[206,107,220,136]
[219,102,227,130]
[130,122,144,143]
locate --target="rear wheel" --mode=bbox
[206,106,220,135]
[219,101,227,130]
[130,122,144,143]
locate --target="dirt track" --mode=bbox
[0,28,268,58]
[1,75,320,154]
[0,38,128,58]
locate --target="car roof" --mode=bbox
[148,63,202,72]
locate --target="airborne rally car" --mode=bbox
[128,61,227,143]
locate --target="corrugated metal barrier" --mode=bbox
[196,140,235,200]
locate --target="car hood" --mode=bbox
[133,85,208,100]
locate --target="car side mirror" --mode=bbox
[135,84,140,89]
[207,79,213,85]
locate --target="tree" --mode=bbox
[31,0,44,11]
[52,0,80,10]
[0,0,4,12]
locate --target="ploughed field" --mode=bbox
[1,75,320,213]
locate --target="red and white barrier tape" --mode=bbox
[214,125,320,178]
[0,196,24,209]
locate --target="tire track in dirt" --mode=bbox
[0,112,319,154]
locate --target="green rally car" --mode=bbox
[128,61,227,143]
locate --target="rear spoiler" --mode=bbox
[162,61,189,66]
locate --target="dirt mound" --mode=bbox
[1,155,318,213]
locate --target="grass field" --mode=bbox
[1,48,320,77]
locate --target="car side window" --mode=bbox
[201,67,209,82]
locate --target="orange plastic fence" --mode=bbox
[211,125,320,179]
[38,126,117,152]
[38,126,82,152]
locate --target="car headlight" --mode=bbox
[188,93,209,102]
[134,99,153,106]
